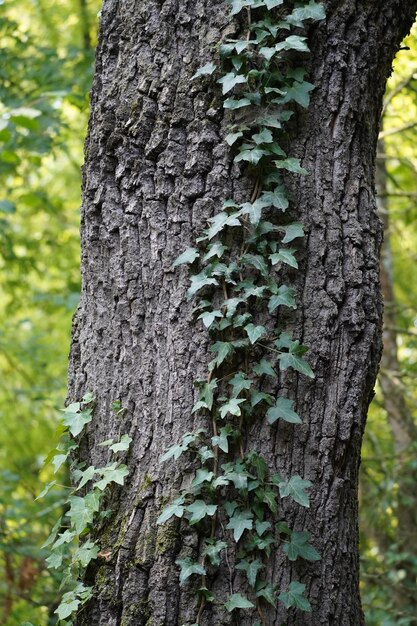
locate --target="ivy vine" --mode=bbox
[39,395,131,624]
[158,0,325,623]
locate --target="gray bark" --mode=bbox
[69,1,417,624]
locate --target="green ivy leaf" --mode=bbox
[282,222,304,243]
[266,397,302,425]
[235,147,269,165]
[226,509,253,541]
[210,341,234,368]
[278,352,314,378]
[241,253,269,275]
[217,71,247,95]
[191,468,215,488]
[203,241,228,261]
[270,248,298,269]
[198,309,223,328]
[186,500,217,524]
[279,475,312,508]
[274,157,308,175]
[260,187,289,211]
[250,391,274,407]
[109,434,132,453]
[191,62,217,79]
[226,131,244,146]
[157,497,185,524]
[224,593,255,612]
[252,127,273,144]
[268,286,296,312]
[255,520,271,536]
[55,597,80,620]
[73,541,99,567]
[187,272,218,299]
[62,407,93,437]
[207,211,241,239]
[281,80,315,108]
[46,545,66,569]
[236,558,264,586]
[224,97,252,109]
[287,1,326,26]
[253,359,276,377]
[173,247,200,267]
[212,425,233,453]
[175,558,206,585]
[94,463,129,490]
[203,539,228,566]
[283,531,321,562]
[245,323,267,344]
[278,581,312,612]
[67,493,100,534]
[219,397,245,419]
[276,35,309,52]
[256,582,277,606]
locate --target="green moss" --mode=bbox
[155,524,178,555]
[120,599,151,625]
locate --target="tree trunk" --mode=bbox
[68,1,417,624]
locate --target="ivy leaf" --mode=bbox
[203,241,228,261]
[276,35,309,52]
[46,545,66,569]
[94,463,129,490]
[279,475,312,508]
[260,488,278,513]
[175,558,206,585]
[62,407,92,437]
[241,253,269,275]
[173,247,199,267]
[226,509,253,541]
[194,379,218,412]
[240,197,270,225]
[192,468,215,488]
[274,157,308,175]
[227,0,254,15]
[186,500,217,524]
[203,540,228,566]
[67,494,99,534]
[191,62,217,80]
[270,248,298,269]
[210,341,234,368]
[55,597,80,620]
[282,80,315,108]
[265,0,284,7]
[282,222,304,243]
[36,480,57,500]
[212,426,233,453]
[266,397,302,425]
[283,531,321,562]
[224,593,255,612]
[73,541,99,567]
[236,559,264,586]
[76,465,96,489]
[157,497,185,524]
[278,352,314,378]
[219,397,245,419]
[268,286,296,312]
[207,211,241,239]
[255,520,271,536]
[253,359,276,377]
[187,272,218,299]
[256,582,277,606]
[217,71,247,94]
[260,187,289,211]
[198,309,223,328]
[226,131,244,146]
[250,391,274,407]
[229,372,252,396]
[235,147,268,165]
[224,97,252,109]
[109,434,132,453]
[278,581,312,612]
[245,323,267,345]
[287,1,326,26]
[252,127,273,144]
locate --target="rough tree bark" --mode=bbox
[68,1,417,624]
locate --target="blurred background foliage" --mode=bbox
[0,2,415,624]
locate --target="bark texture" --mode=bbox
[69,1,417,624]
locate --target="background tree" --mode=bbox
[66,1,417,625]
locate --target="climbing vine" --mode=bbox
[39,395,131,624]
[158,0,325,622]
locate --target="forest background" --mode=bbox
[0,1,416,624]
